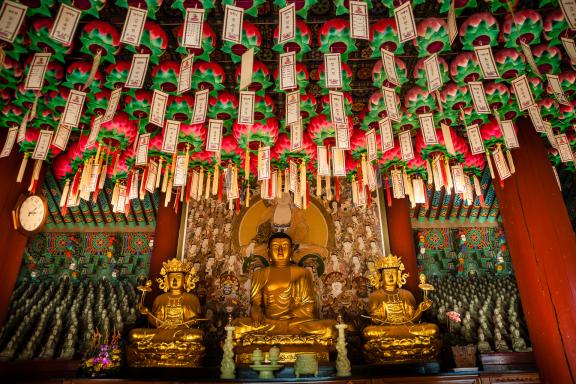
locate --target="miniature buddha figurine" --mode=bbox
[127,258,205,367]
[363,255,440,364]
[233,233,337,363]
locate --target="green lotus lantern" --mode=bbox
[104,61,131,90]
[63,0,106,18]
[405,86,437,115]
[34,108,59,131]
[380,0,424,17]
[166,95,194,123]
[318,19,357,62]
[464,106,491,126]
[440,82,471,112]
[1,105,24,128]
[413,56,449,89]
[502,9,543,49]
[125,21,168,65]
[62,61,103,95]
[13,84,40,111]
[115,0,163,19]
[437,0,477,16]
[319,61,353,94]
[484,82,511,110]
[274,62,309,94]
[124,90,152,128]
[176,22,216,62]
[274,0,318,18]
[171,0,216,16]
[191,61,226,96]
[538,98,559,122]
[254,94,275,122]
[299,93,318,124]
[528,75,545,99]
[28,18,74,63]
[222,0,266,17]
[320,92,353,120]
[273,19,312,61]
[450,52,482,84]
[233,118,279,150]
[414,18,450,58]
[559,102,576,131]
[370,18,404,57]
[486,0,517,13]
[333,0,373,15]
[363,91,388,130]
[372,56,408,90]
[308,114,353,146]
[221,20,261,64]
[459,12,499,51]
[207,91,238,131]
[532,44,563,75]
[544,9,571,46]
[79,21,121,65]
[0,57,23,90]
[151,61,180,95]
[235,60,272,96]
[87,90,111,117]
[3,24,28,61]
[46,87,70,115]
[99,112,139,150]
[179,123,207,152]
[494,48,526,81]
[20,0,55,17]
[393,108,415,133]
[560,71,576,96]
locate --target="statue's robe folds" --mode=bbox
[234,266,336,340]
[129,293,203,343]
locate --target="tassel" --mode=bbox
[97,164,107,191]
[425,159,433,185]
[218,171,224,202]
[335,176,340,202]
[174,188,180,212]
[191,171,199,201]
[71,168,82,197]
[246,181,250,207]
[125,171,133,201]
[244,148,250,181]
[385,177,392,207]
[486,151,495,179]
[506,150,516,174]
[111,181,120,209]
[351,178,358,206]
[16,153,29,183]
[60,179,70,210]
[367,188,371,207]
[83,50,102,91]
[444,157,453,193]
[161,163,169,193]
[212,164,220,195]
[361,155,369,186]
[29,93,40,121]
[316,172,321,197]
[28,159,43,194]
[198,167,204,200]
[284,168,289,193]
[185,171,193,203]
[205,172,211,199]
[357,163,363,188]
[164,177,173,207]
[438,156,448,190]
[432,157,442,192]
[326,176,332,201]
[235,190,241,214]
[156,158,163,188]
[139,166,148,200]
[424,184,429,210]
[300,161,307,209]
[473,175,485,208]
[276,171,283,198]
[268,172,273,197]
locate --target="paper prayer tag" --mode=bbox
[62,90,86,128]
[447,0,457,45]
[161,120,180,154]
[382,86,400,121]
[32,130,54,160]
[182,8,204,48]
[278,3,296,44]
[324,53,343,89]
[173,156,187,187]
[206,120,223,152]
[177,54,194,94]
[398,130,415,161]
[366,129,378,162]
[559,0,576,30]
[317,146,330,176]
[468,81,491,114]
[279,52,297,90]
[135,133,150,166]
[149,90,169,127]
[146,160,158,193]
[556,133,575,163]
[332,148,346,176]
[258,147,271,180]
[87,116,103,148]
[520,42,542,78]
[335,122,350,150]
[424,54,443,91]
[239,48,254,91]
[24,53,51,91]
[500,120,519,149]
[290,120,303,151]
[52,123,72,152]
[441,123,456,156]
[222,5,244,43]
[0,1,27,43]
[49,4,81,46]
[126,54,150,89]
[103,88,122,123]
[120,6,147,46]
[329,91,347,124]
[350,1,369,40]
[466,124,485,155]
[418,113,438,145]
[474,45,500,80]
[511,75,536,111]
[380,49,400,87]
[528,106,545,132]
[0,127,18,158]
[493,147,511,180]
[285,91,300,126]
[394,2,417,43]
[547,74,571,106]
[561,37,576,64]
[191,89,209,124]
[379,117,394,152]
[238,91,255,125]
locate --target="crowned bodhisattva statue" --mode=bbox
[363,255,441,364]
[233,232,337,363]
[127,258,205,367]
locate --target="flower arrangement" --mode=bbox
[81,331,122,377]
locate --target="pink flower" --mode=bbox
[446,311,461,323]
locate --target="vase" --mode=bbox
[451,345,477,368]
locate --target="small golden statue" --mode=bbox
[126,258,205,367]
[363,255,440,364]
[233,232,337,363]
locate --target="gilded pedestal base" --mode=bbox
[363,335,441,364]
[234,334,334,364]
[126,336,205,368]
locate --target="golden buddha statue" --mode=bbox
[126,258,205,367]
[363,255,441,364]
[233,232,337,363]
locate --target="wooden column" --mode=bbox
[493,117,576,384]
[384,196,419,293]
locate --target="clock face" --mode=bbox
[18,195,47,232]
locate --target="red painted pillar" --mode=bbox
[0,130,46,322]
[385,196,419,294]
[493,117,576,384]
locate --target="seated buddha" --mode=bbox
[127,258,205,367]
[363,255,441,364]
[233,232,337,363]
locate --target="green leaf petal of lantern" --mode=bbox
[46,87,70,116]
[87,90,111,117]
[360,108,379,132]
[486,0,517,13]
[560,71,576,97]
[99,112,139,151]
[125,21,168,65]
[350,127,382,160]
[233,118,279,150]
[320,92,353,120]
[20,128,61,161]
[494,48,526,82]
[405,156,428,181]
[299,92,318,124]
[222,0,267,17]
[176,22,216,62]
[416,127,466,163]
[1,105,24,128]
[124,90,152,130]
[437,0,477,16]
[379,0,424,17]
[35,108,59,131]
[28,18,74,63]
[502,9,543,49]
[434,111,460,127]
[497,100,522,122]
[480,118,506,151]
[333,0,372,16]
[21,0,55,17]
[393,108,415,133]
[151,61,180,96]
[274,0,318,19]
[63,0,106,18]
[13,84,39,111]
[414,18,451,58]
[527,75,545,99]
[440,82,471,113]
[548,147,561,167]
[372,56,408,90]
[207,91,239,131]
[107,150,131,183]
[115,0,163,20]
[318,19,357,62]
[370,19,404,57]
[148,133,172,163]
[166,94,194,124]
[464,106,491,126]
[538,98,559,123]
[273,19,312,61]
[532,44,563,75]
[0,57,24,90]
[191,61,226,97]
[450,52,482,85]
[3,25,29,61]
[544,9,571,47]
[219,135,243,165]
[79,21,121,65]
[459,12,499,51]
[189,151,215,174]
[31,60,63,93]
[179,123,207,152]
[405,86,437,115]
[235,60,273,96]
[558,102,576,132]
[62,61,104,96]
[221,20,262,64]
[379,139,405,174]
[463,152,486,177]
[254,94,276,122]
[318,61,353,94]
[308,114,338,145]
[275,132,315,165]
[413,56,449,89]
[172,0,216,16]
[274,62,309,94]
[485,81,511,110]
[104,60,131,90]
[361,91,387,131]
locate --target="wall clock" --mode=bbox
[14,194,48,235]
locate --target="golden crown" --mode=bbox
[161,258,193,275]
[374,255,405,270]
